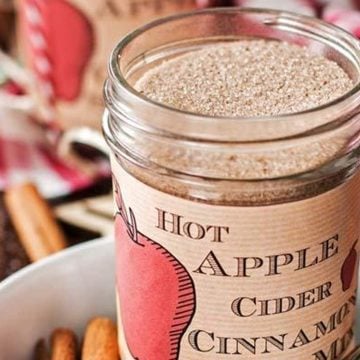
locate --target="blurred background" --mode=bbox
[0,0,359,281]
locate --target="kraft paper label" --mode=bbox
[112,157,360,360]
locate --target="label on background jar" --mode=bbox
[112,158,360,360]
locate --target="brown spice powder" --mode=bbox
[136,40,353,117]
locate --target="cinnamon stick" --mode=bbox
[51,329,77,360]
[4,182,67,262]
[33,339,49,360]
[82,317,119,360]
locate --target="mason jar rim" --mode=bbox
[105,7,360,142]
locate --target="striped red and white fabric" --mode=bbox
[22,0,55,123]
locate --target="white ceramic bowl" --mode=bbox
[0,237,115,360]
[0,237,359,359]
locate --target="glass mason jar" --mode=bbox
[103,8,360,360]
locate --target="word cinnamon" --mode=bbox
[4,182,67,262]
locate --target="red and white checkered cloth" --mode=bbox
[0,107,109,198]
[1,0,360,199]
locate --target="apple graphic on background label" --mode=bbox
[24,0,94,101]
[47,0,94,101]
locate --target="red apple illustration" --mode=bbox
[22,0,94,102]
[341,240,358,292]
[113,178,196,360]
[46,0,94,101]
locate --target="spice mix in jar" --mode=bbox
[104,8,360,360]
